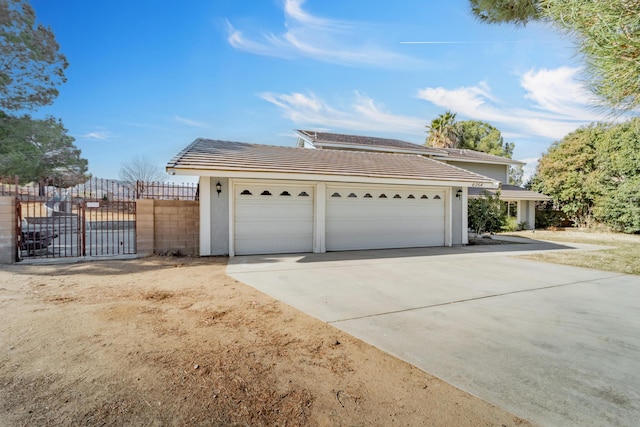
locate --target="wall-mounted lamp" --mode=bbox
[456,189,463,199]
[216,181,222,196]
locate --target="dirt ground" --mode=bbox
[0,256,531,426]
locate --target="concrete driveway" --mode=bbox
[227,239,640,427]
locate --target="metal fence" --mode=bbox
[135,180,199,200]
[0,177,198,260]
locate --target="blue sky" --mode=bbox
[29,0,618,181]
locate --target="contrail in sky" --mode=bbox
[400,40,556,44]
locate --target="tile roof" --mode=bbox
[167,139,498,185]
[296,129,522,165]
[469,185,551,201]
[296,130,442,154]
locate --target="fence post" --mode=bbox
[136,199,155,256]
[0,196,16,264]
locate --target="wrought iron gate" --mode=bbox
[4,178,136,260]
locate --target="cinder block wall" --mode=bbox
[136,199,155,256]
[136,200,199,256]
[0,197,16,264]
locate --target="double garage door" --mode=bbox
[234,183,445,255]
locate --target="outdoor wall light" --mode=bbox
[456,189,463,199]
[216,181,222,196]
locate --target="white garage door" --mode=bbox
[326,186,445,251]
[234,184,314,255]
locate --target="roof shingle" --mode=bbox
[296,129,522,165]
[297,129,442,154]
[167,139,498,185]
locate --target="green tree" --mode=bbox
[0,0,68,111]
[425,110,458,148]
[0,112,88,188]
[592,118,640,233]
[595,177,640,233]
[454,120,522,185]
[468,0,640,111]
[455,120,515,157]
[533,118,640,232]
[469,0,541,25]
[532,123,602,226]
[468,190,507,240]
[508,164,523,186]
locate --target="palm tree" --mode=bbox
[425,111,458,148]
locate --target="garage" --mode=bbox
[234,183,314,255]
[326,185,445,251]
[167,138,499,256]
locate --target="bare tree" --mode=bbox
[119,155,165,183]
[119,156,166,198]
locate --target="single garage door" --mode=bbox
[234,184,314,255]
[326,186,445,251]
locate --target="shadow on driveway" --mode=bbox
[231,236,588,266]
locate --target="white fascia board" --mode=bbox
[468,193,552,201]
[167,168,500,189]
[499,196,552,201]
[294,131,315,147]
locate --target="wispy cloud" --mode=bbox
[520,67,601,119]
[173,115,208,128]
[261,66,627,160]
[417,67,619,140]
[227,0,420,68]
[80,128,114,141]
[260,91,425,135]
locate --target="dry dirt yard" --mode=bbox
[0,256,530,426]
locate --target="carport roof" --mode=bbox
[167,139,498,186]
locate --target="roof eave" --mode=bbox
[167,166,500,189]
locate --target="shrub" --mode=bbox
[468,191,507,236]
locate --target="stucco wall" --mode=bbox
[136,199,199,256]
[451,187,467,245]
[0,196,16,264]
[199,177,229,256]
[517,200,536,230]
[446,161,508,184]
